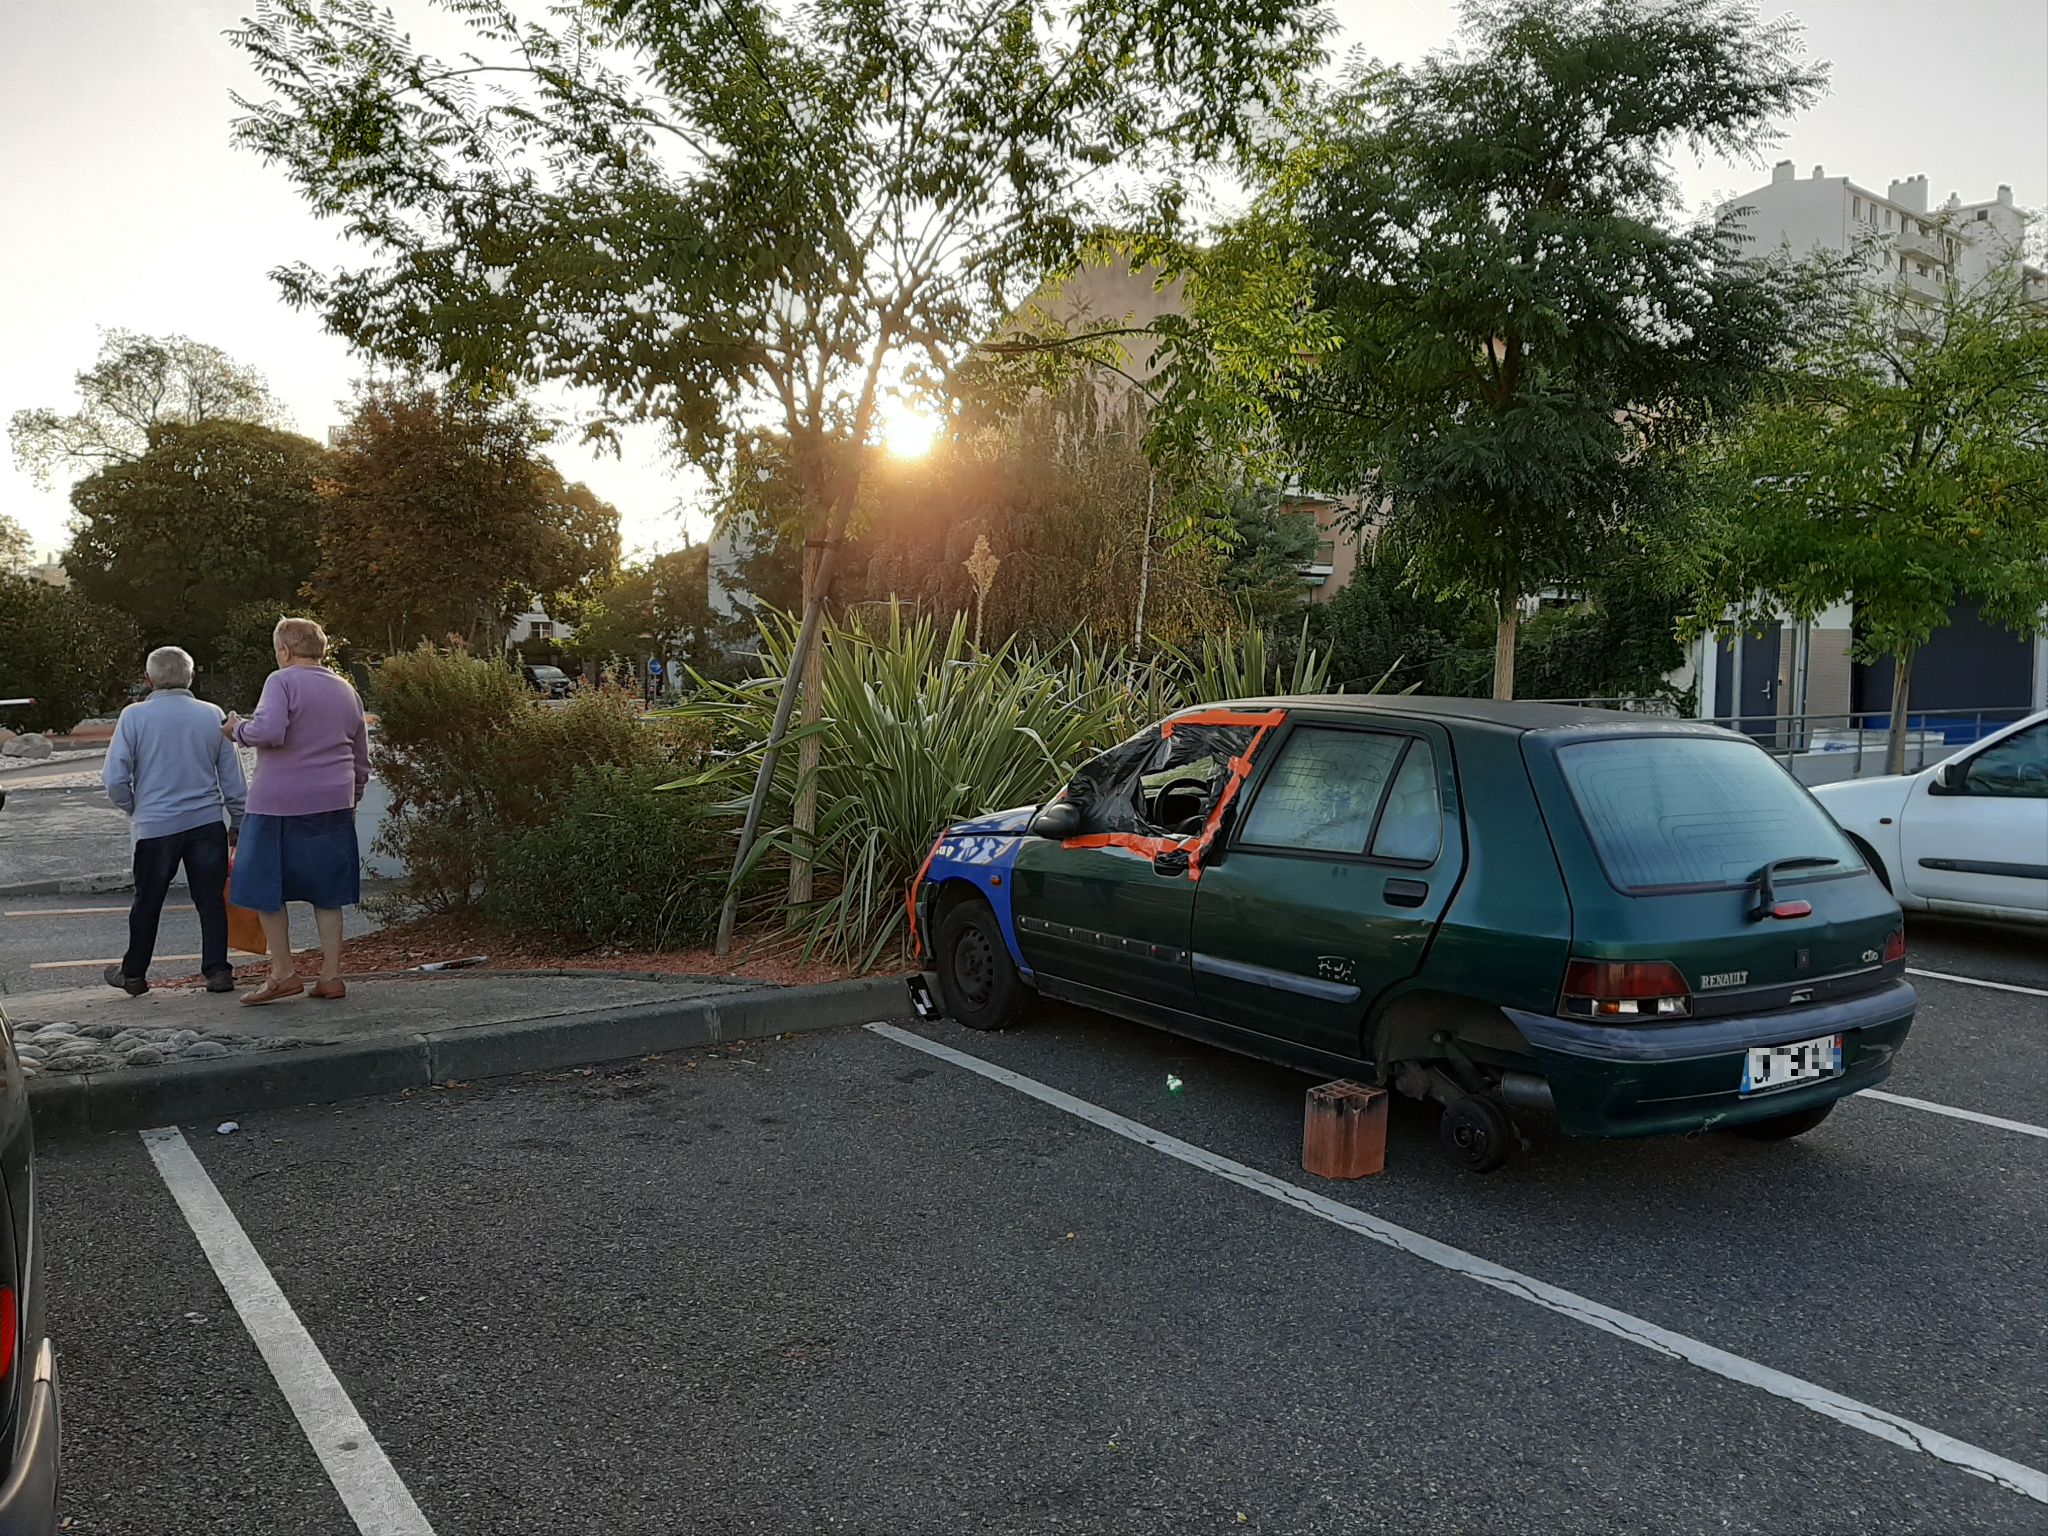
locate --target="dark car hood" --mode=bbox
[945,804,1038,837]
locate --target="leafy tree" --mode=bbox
[569,545,722,675]
[1265,0,1827,697]
[64,420,331,685]
[0,577,142,732]
[1301,551,1479,694]
[314,382,620,653]
[0,513,30,575]
[10,329,284,487]
[232,0,1331,933]
[1217,487,1318,631]
[1692,247,2048,772]
[845,402,1228,650]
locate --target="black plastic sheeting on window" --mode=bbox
[1062,725,1260,838]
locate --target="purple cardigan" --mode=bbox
[233,666,371,818]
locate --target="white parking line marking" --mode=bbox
[32,949,262,970]
[1906,967,2048,1000]
[143,1127,436,1536]
[1858,1090,2048,1141]
[869,1023,2048,1507]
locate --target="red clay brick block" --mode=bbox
[1302,1080,1387,1179]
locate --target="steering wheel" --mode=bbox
[1147,773,1215,834]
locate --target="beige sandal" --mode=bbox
[239,977,305,1006]
[307,977,346,1001]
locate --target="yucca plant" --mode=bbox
[672,608,1134,966]
[1165,618,1332,702]
[674,607,1342,967]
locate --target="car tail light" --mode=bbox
[0,1285,15,1384]
[1561,958,1692,1020]
[1883,928,1906,963]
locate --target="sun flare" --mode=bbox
[878,398,943,458]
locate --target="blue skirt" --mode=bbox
[230,810,362,912]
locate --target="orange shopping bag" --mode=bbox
[223,860,267,956]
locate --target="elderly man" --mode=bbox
[101,647,248,995]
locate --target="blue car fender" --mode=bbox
[911,805,1037,977]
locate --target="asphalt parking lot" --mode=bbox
[35,916,2048,1535]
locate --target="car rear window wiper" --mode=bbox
[1750,855,1840,921]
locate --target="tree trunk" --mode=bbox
[1492,587,1519,702]
[715,499,849,956]
[1885,644,1917,776]
[788,537,825,908]
[1133,471,1155,654]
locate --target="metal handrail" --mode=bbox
[1525,698,2029,778]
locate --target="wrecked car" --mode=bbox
[909,698,1916,1171]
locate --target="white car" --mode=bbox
[1811,709,2048,925]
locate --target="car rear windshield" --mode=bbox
[1555,735,1862,893]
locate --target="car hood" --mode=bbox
[946,804,1039,837]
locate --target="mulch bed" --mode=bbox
[162,910,870,990]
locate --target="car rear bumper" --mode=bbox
[0,1338,60,1535]
[1503,979,1917,1139]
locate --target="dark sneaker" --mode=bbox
[204,970,237,995]
[102,965,147,997]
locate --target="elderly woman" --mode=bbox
[222,617,370,1004]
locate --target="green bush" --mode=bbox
[368,646,706,915]
[0,577,141,732]
[488,763,724,949]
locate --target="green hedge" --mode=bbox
[488,763,724,949]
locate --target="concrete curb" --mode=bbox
[0,872,132,898]
[28,974,910,1136]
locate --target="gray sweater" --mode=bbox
[103,689,248,840]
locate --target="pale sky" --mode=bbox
[3,0,2044,559]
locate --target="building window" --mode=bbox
[1852,195,1862,219]
[1314,540,1336,566]
[529,620,554,640]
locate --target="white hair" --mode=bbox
[145,646,195,689]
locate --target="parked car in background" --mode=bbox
[520,664,575,699]
[0,1006,60,1531]
[1813,708,2047,926]
[911,698,1916,1171]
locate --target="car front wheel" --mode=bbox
[933,898,1030,1032]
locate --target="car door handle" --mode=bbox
[1152,849,1190,877]
[1383,877,1428,908]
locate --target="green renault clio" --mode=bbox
[909,697,1916,1171]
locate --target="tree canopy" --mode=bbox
[0,512,30,575]
[9,329,285,487]
[233,0,1329,506]
[1259,0,1828,696]
[0,578,142,733]
[313,382,620,653]
[568,545,721,674]
[234,0,1330,914]
[1692,242,2048,767]
[65,419,331,673]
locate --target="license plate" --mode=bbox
[1741,1034,1844,1095]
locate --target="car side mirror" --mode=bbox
[1031,801,1082,840]
[1932,761,1964,793]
